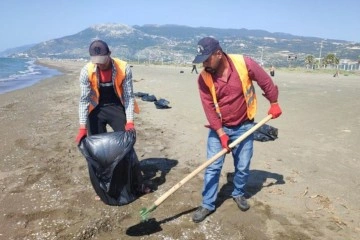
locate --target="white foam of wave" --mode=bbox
[0,60,41,82]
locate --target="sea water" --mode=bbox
[0,57,61,95]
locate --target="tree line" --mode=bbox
[304,54,360,70]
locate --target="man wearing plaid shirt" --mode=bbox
[75,40,138,144]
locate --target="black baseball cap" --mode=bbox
[89,40,110,64]
[193,37,222,63]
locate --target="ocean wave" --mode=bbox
[0,58,61,94]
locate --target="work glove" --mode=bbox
[75,127,87,144]
[219,134,231,153]
[268,102,282,119]
[125,122,135,131]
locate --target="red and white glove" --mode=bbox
[219,134,231,153]
[268,102,282,119]
[125,122,135,131]
[75,128,87,144]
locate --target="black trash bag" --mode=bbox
[134,92,149,97]
[154,98,171,109]
[78,131,144,206]
[141,94,157,102]
[254,123,278,142]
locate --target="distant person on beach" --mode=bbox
[191,64,198,74]
[270,65,275,77]
[191,37,282,223]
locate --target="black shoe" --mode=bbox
[233,196,250,211]
[192,206,214,223]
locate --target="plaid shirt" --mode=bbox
[78,60,135,125]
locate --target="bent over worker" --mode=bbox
[75,39,138,143]
[75,40,151,197]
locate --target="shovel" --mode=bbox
[140,114,273,221]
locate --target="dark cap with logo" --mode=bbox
[192,37,222,63]
[89,40,110,64]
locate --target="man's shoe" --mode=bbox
[192,206,214,223]
[233,196,250,211]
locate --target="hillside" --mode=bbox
[3,23,360,67]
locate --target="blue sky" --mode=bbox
[1,0,359,52]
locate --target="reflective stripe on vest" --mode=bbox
[87,58,139,114]
[200,54,257,120]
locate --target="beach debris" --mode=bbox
[302,187,308,196]
[134,92,171,109]
[154,99,171,109]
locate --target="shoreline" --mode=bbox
[2,57,359,96]
[0,59,63,95]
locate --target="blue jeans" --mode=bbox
[201,122,254,211]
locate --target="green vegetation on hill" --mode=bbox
[4,24,360,69]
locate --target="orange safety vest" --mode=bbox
[201,54,257,120]
[87,58,139,114]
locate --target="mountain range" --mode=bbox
[2,23,360,67]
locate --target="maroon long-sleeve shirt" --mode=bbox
[198,54,279,131]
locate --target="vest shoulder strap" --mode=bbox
[112,58,127,74]
[228,54,257,120]
[200,71,222,119]
[228,54,248,81]
[86,62,96,78]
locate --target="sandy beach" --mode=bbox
[0,59,359,240]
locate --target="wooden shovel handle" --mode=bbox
[153,115,273,207]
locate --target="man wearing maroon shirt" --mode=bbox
[192,37,282,223]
